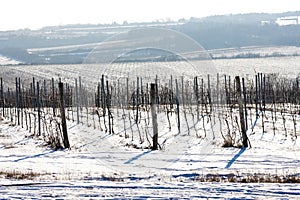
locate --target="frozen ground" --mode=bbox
[0,108,299,199]
[0,57,299,198]
[1,179,300,199]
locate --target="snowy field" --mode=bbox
[0,56,300,88]
[0,57,299,199]
[1,179,299,199]
[0,107,299,199]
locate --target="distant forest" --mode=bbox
[1,11,300,64]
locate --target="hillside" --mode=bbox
[0,11,300,64]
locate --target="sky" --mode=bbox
[1,0,300,31]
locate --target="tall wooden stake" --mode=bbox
[1,78,4,117]
[106,80,112,135]
[235,76,248,147]
[175,79,180,132]
[150,83,158,150]
[194,77,199,120]
[75,78,79,124]
[136,77,139,124]
[52,78,56,116]
[16,78,20,125]
[37,82,41,136]
[59,82,70,148]
[207,74,212,112]
[242,78,248,131]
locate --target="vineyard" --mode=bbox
[1,11,300,199]
[0,68,299,151]
[0,62,299,198]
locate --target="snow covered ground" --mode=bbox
[0,57,299,198]
[1,180,299,199]
[0,106,299,199]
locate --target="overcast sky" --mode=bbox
[1,0,300,31]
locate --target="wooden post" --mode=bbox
[59,82,70,148]
[75,78,80,124]
[255,75,258,118]
[19,78,23,128]
[155,75,159,111]
[78,76,82,122]
[207,74,212,112]
[101,75,106,117]
[16,78,20,125]
[263,74,266,108]
[32,77,36,110]
[146,83,149,105]
[235,76,248,147]
[150,83,158,150]
[9,89,11,121]
[258,73,262,109]
[297,77,300,105]
[117,79,121,109]
[65,83,69,108]
[32,77,36,95]
[97,82,100,108]
[51,78,56,116]
[1,78,4,117]
[106,80,112,135]
[136,77,139,124]
[141,78,144,107]
[181,76,185,107]
[169,75,173,109]
[43,80,47,107]
[175,79,180,132]
[194,77,199,120]
[126,77,129,107]
[242,78,248,131]
[224,75,228,104]
[37,82,41,136]
[216,73,220,106]
[8,88,12,122]
[229,76,232,105]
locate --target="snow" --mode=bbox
[0,57,299,198]
[1,180,299,199]
[0,106,299,198]
[0,55,22,65]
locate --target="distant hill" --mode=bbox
[0,11,300,64]
[0,54,22,65]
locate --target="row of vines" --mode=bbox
[0,72,299,149]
